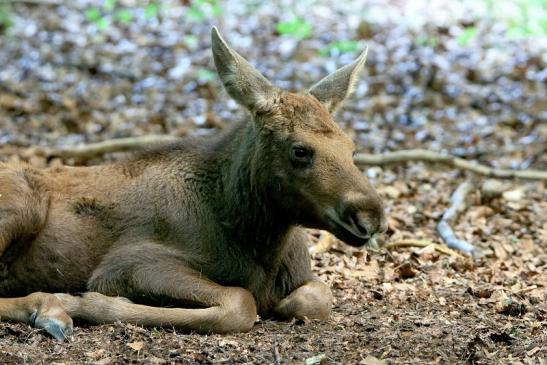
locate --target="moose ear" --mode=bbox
[308,47,368,113]
[211,27,276,113]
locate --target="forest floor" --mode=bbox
[0,0,545,364]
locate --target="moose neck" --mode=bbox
[218,121,293,261]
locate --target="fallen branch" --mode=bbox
[354,149,547,180]
[436,181,476,254]
[384,239,463,258]
[39,135,181,159]
[26,137,547,181]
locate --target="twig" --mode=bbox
[39,135,181,159]
[436,181,476,254]
[272,337,281,365]
[384,239,463,258]
[354,149,547,180]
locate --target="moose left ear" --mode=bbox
[308,47,368,113]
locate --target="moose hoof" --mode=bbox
[30,310,73,341]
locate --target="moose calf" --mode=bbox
[0,27,386,340]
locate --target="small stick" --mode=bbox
[39,135,181,159]
[436,181,476,253]
[272,337,281,365]
[354,149,547,180]
[384,239,463,258]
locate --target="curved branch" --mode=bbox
[436,181,476,254]
[40,135,181,159]
[354,149,547,180]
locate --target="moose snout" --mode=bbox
[329,191,387,247]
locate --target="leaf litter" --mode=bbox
[0,0,546,363]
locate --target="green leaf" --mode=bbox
[85,7,102,22]
[457,26,477,46]
[187,4,205,22]
[320,40,360,56]
[95,17,109,30]
[211,3,222,17]
[183,35,199,49]
[415,35,438,47]
[0,5,13,31]
[103,0,117,12]
[115,9,133,24]
[196,68,216,83]
[276,18,312,39]
[144,3,159,19]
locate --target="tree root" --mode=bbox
[384,239,464,258]
[354,149,547,180]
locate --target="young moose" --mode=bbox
[0,28,386,340]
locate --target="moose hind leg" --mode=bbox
[0,292,73,341]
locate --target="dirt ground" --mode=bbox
[0,0,546,364]
[0,171,545,364]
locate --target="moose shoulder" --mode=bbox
[0,27,386,340]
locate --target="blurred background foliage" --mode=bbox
[0,0,545,171]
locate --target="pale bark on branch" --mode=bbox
[384,239,463,258]
[39,135,180,159]
[436,181,476,254]
[354,149,547,180]
[31,137,547,181]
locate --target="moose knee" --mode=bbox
[275,281,333,320]
[217,288,257,333]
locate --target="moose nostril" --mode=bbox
[350,212,370,237]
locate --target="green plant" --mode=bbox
[415,35,439,47]
[320,40,360,56]
[84,1,160,31]
[276,18,312,39]
[457,26,478,46]
[484,0,547,38]
[196,68,216,83]
[186,0,222,23]
[0,4,13,33]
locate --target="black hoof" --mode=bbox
[33,315,73,341]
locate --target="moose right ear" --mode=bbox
[308,47,368,113]
[211,27,276,113]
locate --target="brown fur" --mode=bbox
[0,28,385,340]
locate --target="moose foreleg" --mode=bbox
[274,279,333,320]
[63,242,257,333]
[0,292,73,341]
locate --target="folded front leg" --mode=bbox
[0,292,73,341]
[67,241,257,334]
[274,279,333,320]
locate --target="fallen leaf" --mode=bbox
[127,341,144,351]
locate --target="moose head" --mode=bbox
[212,27,387,247]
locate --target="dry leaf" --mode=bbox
[127,341,144,351]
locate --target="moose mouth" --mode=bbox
[324,210,371,248]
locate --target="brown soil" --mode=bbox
[1,169,545,364]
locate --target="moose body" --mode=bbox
[0,28,386,340]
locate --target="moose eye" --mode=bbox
[290,145,313,167]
